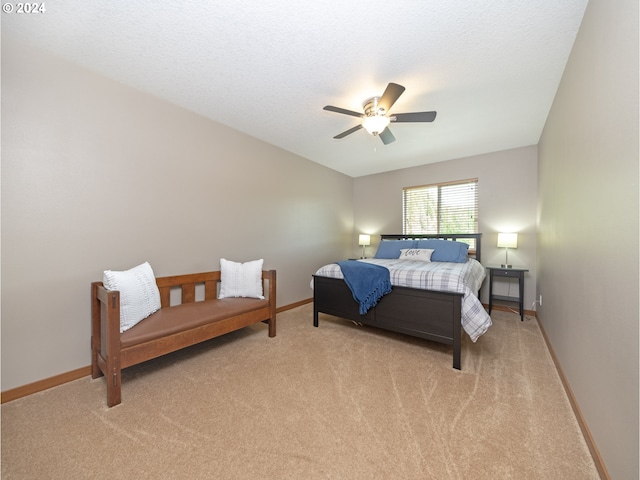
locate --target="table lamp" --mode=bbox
[497,232,517,268]
[359,234,371,259]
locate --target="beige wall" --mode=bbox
[1,36,354,390]
[353,145,538,306]
[538,0,639,478]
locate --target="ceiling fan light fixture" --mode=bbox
[362,115,390,135]
[324,83,436,143]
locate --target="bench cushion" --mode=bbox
[120,298,269,348]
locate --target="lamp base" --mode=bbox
[501,264,513,268]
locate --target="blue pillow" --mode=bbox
[416,239,469,263]
[374,240,418,259]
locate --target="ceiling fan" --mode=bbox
[323,82,437,145]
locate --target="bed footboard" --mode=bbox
[313,275,462,369]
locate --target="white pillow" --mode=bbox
[219,258,264,299]
[399,248,435,262]
[103,262,161,333]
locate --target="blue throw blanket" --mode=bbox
[336,260,392,315]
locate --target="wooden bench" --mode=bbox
[91,270,276,407]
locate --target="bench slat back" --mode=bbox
[153,270,274,308]
[155,271,221,308]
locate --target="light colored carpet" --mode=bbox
[1,304,598,479]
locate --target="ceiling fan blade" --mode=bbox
[378,83,405,113]
[391,111,437,123]
[323,105,364,118]
[334,124,363,139]
[378,127,396,145]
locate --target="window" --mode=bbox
[402,178,478,244]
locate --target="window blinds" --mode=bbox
[402,178,479,237]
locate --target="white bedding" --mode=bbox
[312,258,492,342]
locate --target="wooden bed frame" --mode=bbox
[312,233,482,370]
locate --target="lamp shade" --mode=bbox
[497,232,518,249]
[358,234,371,246]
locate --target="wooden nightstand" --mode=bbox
[487,266,529,321]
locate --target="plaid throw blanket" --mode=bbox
[336,260,392,315]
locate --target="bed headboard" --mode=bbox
[379,233,483,263]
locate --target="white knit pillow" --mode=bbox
[103,262,161,333]
[219,258,264,299]
[399,248,435,262]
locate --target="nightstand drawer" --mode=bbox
[495,269,521,278]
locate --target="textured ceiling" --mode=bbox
[2,1,588,177]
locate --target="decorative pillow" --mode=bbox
[374,240,418,259]
[416,239,469,263]
[103,261,161,333]
[219,258,264,299]
[399,248,434,262]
